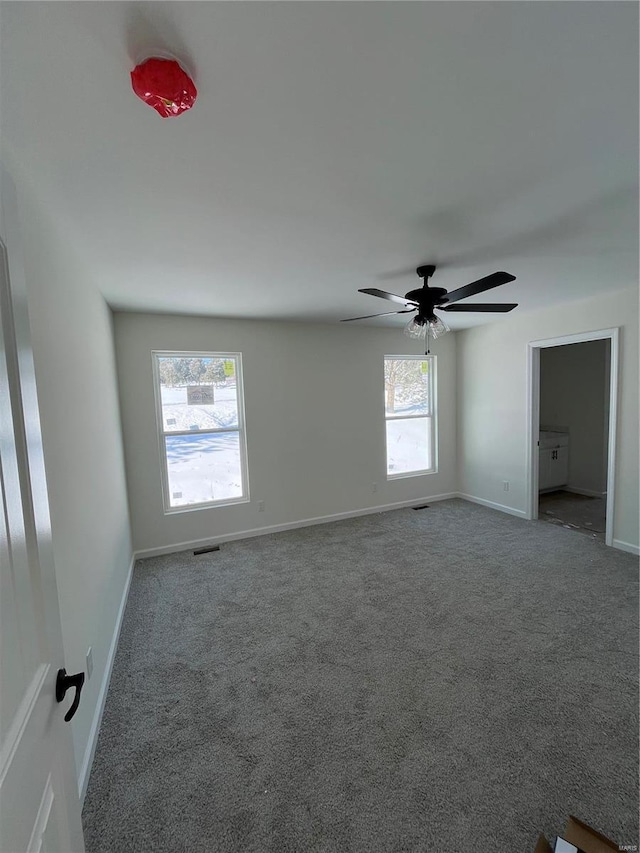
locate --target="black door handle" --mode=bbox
[56,668,85,722]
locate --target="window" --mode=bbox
[384,355,436,478]
[152,352,249,511]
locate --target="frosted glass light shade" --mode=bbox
[404,317,427,339]
[428,315,450,339]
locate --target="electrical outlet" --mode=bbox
[372,482,377,493]
[86,647,93,680]
[258,500,265,512]
[503,481,510,492]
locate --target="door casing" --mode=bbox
[526,328,619,547]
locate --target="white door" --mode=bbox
[0,182,85,851]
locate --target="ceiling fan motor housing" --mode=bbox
[406,266,448,319]
[405,286,448,303]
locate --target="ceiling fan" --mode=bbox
[341,265,517,348]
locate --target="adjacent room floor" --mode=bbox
[539,490,607,542]
[82,499,638,853]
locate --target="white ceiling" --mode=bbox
[1,1,637,330]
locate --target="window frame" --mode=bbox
[384,354,438,480]
[152,350,250,514]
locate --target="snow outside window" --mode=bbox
[152,352,249,511]
[384,356,437,478]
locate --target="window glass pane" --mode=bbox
[386,417,432,475]
[384,358,430,417]
[158,357,239,432]
[165,433,243,507]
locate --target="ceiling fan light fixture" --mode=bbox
[403,314,450,340]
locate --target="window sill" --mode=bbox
[387,469,437,481]
[164,496,250,515]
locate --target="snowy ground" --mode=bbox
[160,384,243,507]
[164,434,243,507]
[161,384,239,431]
[386,417,432,475]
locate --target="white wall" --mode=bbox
[4,169,133,787]
[540,339,609,495]
[457,287,639,551]
[113,313,457,554]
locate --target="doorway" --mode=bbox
[526,329,619,547]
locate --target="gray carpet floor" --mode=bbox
[82,499,639,853]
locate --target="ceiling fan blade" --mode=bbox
[341,309,415,322]
[359,287,418,307]
[440,303,518,313]
[443,271,516,305]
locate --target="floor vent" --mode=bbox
[412,504,430,511]
[193,545,221,555]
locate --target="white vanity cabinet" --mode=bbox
[539,431,569,491]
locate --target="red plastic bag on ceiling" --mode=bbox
[131,57,197,118]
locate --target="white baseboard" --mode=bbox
[612,539,640,557]
[456,493,528,519]
[134,493,459,560]
[78,553,135,803]
[565,485,607,498]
